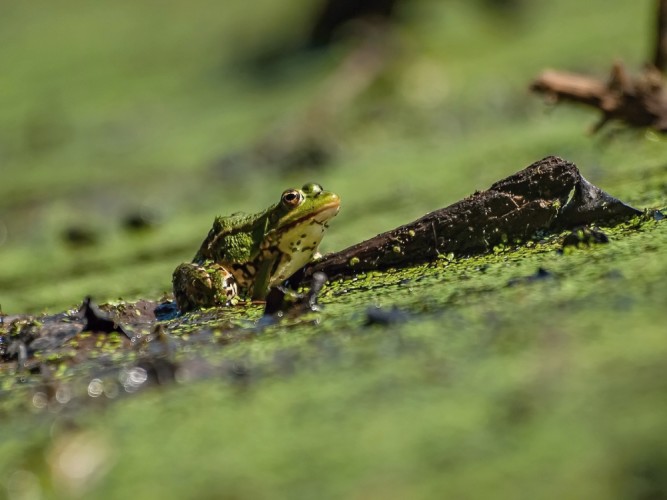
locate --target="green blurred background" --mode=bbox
[1,0,663,312]
[3,2,667,500]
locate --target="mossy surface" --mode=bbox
[1,0,667,498]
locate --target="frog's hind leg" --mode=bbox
[172,261,237,312]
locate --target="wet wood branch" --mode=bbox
[305,156,641,280]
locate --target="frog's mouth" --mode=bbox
[284,198,340,229]
[311,200,340,224]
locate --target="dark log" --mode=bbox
[305,156,641,280]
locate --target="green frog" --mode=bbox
[172,183,340,312]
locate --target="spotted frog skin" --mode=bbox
[172,183,340,312]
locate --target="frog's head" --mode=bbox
[263,183,340,286]
[273,182,340,230]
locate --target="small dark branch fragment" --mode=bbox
[531,64,667,133]
[305,156,640,281]
[79,297,132,340]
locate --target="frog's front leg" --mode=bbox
[172,261,238,312]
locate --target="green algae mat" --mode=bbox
[2,1,667,498]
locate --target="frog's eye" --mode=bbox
[281,189,303,208]
[302,183,323,195]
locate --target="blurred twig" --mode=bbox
[531,0,667,133]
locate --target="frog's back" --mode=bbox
[193,210,270,265]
